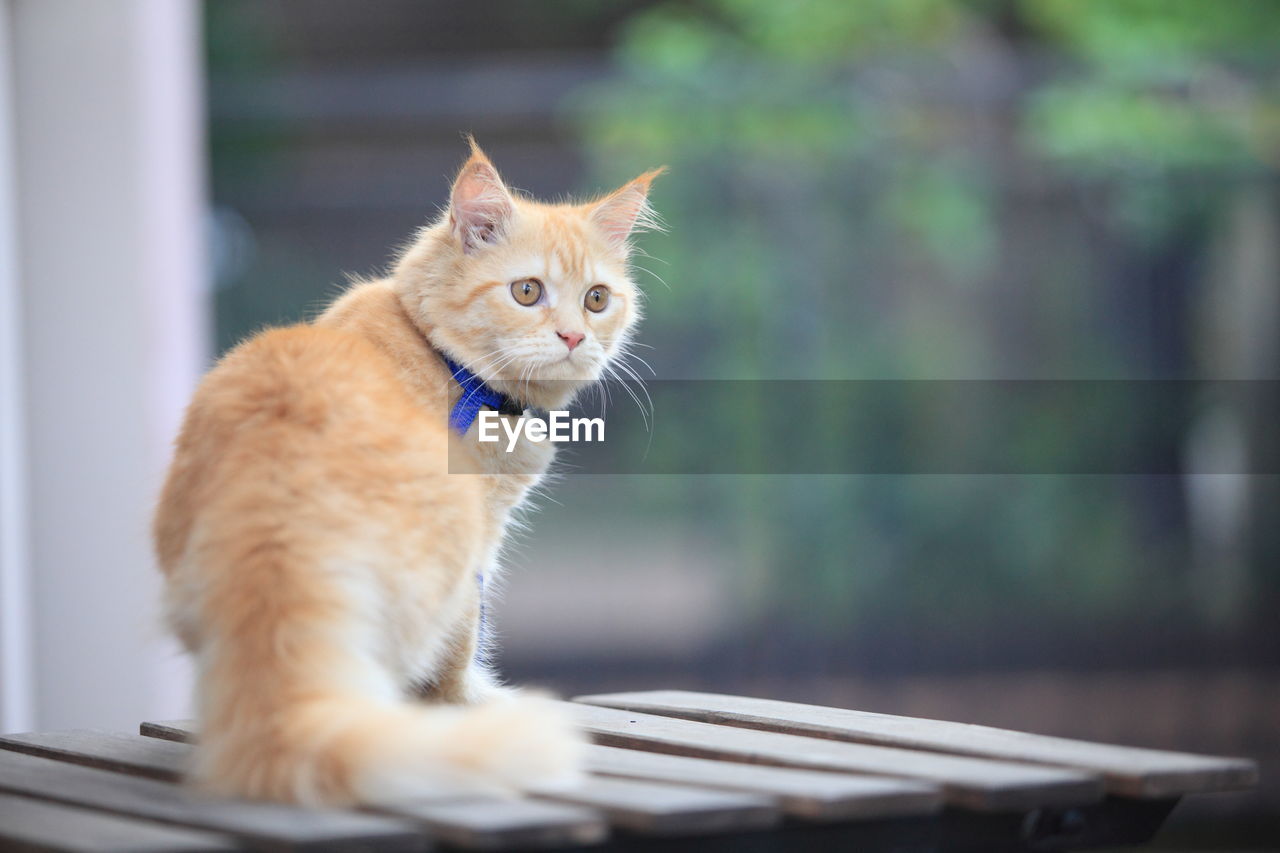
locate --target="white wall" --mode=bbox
[1,0,206,732]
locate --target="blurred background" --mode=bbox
[1,0,1277,847]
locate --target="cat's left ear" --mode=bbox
[450,140,515,254]
[589,167,667,251]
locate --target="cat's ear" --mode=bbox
[449,140,515,254]
[589,167,667,251]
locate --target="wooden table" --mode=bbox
[0,690,1257,851]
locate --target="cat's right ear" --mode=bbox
[449,141,514,254]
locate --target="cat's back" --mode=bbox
[188,322,422,446]
[154,321,453,573]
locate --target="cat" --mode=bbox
[153,139,663,806]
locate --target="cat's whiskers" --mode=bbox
[611,344,656,377]
[612,358,654,421]
[448,348,515,397]
[478,351,524,382]
[453,349,523,415]
[600,337,657,390]
[519,361,535,403]
[603,361,652,433]
[590,364,612,420]
[629,245,671,291]
[630,263,670,292]
[451,345,509,371]
[466,346,521,379]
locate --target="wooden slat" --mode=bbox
[566,702,1102,812]
[529,776,777,835]
[148,714,1095,814]
[0,730,188,781]
[140,720,776,839]
[576,690,1260,798]
[0,749,427,851]
[19,730,608,850]
[0,792,235,852]
[584,744,943,821]
[379,798,606,850]
[140,719,194,744]
[142,719,943,822]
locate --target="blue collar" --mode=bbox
[444,356,524,435]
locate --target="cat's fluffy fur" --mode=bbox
[153,141,662,805]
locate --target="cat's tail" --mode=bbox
[189,688,585,806]
[181,540,584,805]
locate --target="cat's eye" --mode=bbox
[510,278,543,306]
[585,285,610,313]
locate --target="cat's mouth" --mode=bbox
[528,351,592,372]
[516,354,604,386]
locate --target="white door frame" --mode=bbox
[0,0,34,734]
[0,0,206,732]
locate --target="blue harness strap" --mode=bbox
[444,356,522,434]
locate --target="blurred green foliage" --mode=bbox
[566,0,1280,653]
[202,0,1279,667]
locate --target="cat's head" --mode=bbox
[395,140,663,411]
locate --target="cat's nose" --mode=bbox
[557,331,585,352]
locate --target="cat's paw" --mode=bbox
[454,693,586,792]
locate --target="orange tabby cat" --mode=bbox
[153,140,663,806]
